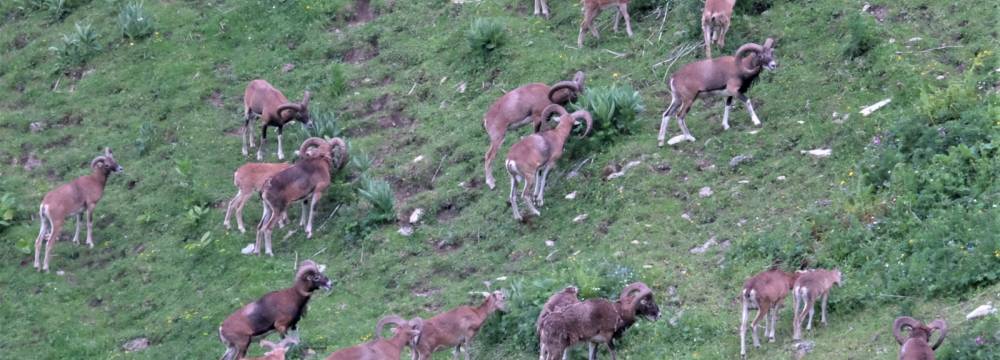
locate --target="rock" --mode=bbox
[966,303,997,320]
[815,199,833,207]
[698,187,713,198]
[241,243,255,254]
[729,155,753,168]
[544,240,555,247]
[777,175,787,181]
[29,122,45,133]
[719,240,732,250]
[793,340,815,360]
[281,63,295,73]
[565,191,576,200]
[907,37,923,43]
[408,208,424,224]
[456,82,467,93]
[572,214,588,223]
[56,270,65,276]
[860,98,892,116]
[23,152,42,171]
[398,225,414,236]
[690,236,718,254]
[412,155,424,163]
[681,213,692,222]
[123,337,150,352]
[801,148,832,158]
[696,159,716,172]
[605,161,641,180]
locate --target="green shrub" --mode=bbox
[118,1,155,40]
[568,84,645,151]
[328,63,347,97]
[0,193,17,231]
[300,110,342,140]
[49,21,102,70]
[940,315,1000,360]
[135,121,155,156]
[29,0,68,21]
[466,18,506,57]
[843,13,878,59]
[735,0,775,15]
[358,178,395,223]
[349,147,373,174]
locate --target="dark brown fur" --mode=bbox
[893,317,947,360]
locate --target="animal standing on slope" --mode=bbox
[658,38,777,147]
[538,282,660,360]
[483,71,586,190]
[702,0,736,58]
[792,269,842,340]
[325,315,422,360]
[33,147,123,272]
[739,268,797,359]
[536,286,581,360]
[255,137,347,256]
[219,260,332,360]
[893,317,947,360]
[223,162,294,234]
[505,104,592,221]
[578,0,634,48]
[411,291,507,360]
[243,79,313,160]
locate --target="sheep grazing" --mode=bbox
[538,282,660,360]
[739,268,798,359]
[326,315,423,360]
[578,0,634,48]
[536,286,580,360]
[33,147,123,272]
[247,338,299,360]
[893,317,947,360]
[701,0,735,58]
[243,79,313,161]
[791,269,842,340]
[657,38,778,147]
[411,291,507,360]
[483,71,585,190]
[219,260,332,360]
[223,162,293,234]
[255,137,347,256]
[504,104,592,221]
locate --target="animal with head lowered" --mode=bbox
[792,269,843,340]
[483,71,585,190]
[701,0,736,58]
[33,147,123,272]
[504,104,592,221]
[536,286,580,360]
[243,79,312,160]
[325,315,423,360]
[247,338,299,360]
[893,317,947,360]
[538,282,660,360]
[255,137,347,256]
[739,268,798,359]
[578,0,634,48]
[218,260,332,360]
[658,38,777,147]
[411,291,507,360]
[223,162,295,234]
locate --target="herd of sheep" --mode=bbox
[25,0,950,359]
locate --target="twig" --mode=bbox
[293,252,298,270]
[895,45,963,55]
[407,82,417,95]
[564,156,593,179]
[312,247,327,257]
[430,154,449,184]
[656,1,671,43]
[282,229,298,241]
[603,49,626,58]
[315,204,342,233]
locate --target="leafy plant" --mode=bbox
[358,178,395,223]
[135,121,155,156]
[299,110,342,140]
[30,0,68,21]
[0,193,17,230]
[843,13,878,59]
[349,147,373,174]
[466,18,507,57]
[940,315,1000,360]
[182,204,211,229]
[328,62,347,97]
[568,84,645,151]
[49,22,102,70]
[183,231,215,251]
[118,1,155,40]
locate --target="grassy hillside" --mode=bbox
[1,0,998,359]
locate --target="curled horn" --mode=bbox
[276,103,302,119]
[90,156,108,169]
[892,316,921,345]
[104,147,112,157]
[548,77,582,103]
[763,38,775,50]
[570,110,593,138]
[734,43,765,73]
[301,90,311,107]
[573,71,585,94]
[540,104,570,124]
[327,137,349,170]
[374,315,407,340]
[928,319,948,350]
[298,138,330,159]
[620,282,652,302]
[296,259,320,280]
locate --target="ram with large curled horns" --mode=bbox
[893,317,947,360]
[242,79,313,160]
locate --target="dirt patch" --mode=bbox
[434,238,462,254]
[378,111,414,128]
[348,0,375,26]
[45,135,74,148]
[126,179,138,190]
[343,45,378,63]
[12,33,29,50]
[369,94,391,112]
[223,126,242,137]
[57,113,83,127]
[865,4,888,22]
[412,286,441,298]
[387,174,432,204]
[20,151,42,172]
[207,89,225,109]
[436,202,461,223]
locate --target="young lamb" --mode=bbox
[223,162,293,234]
[701,0,735,58]
[411,291,507,360]
[219,260,332,360]
[791,269,842,340]
[740,268,798,359]
[33,147,123,272]
[658,38,777,147]
[538,282,660,360]
[893,317,947,360]
[536,286,580,360]
[325,315,422,360]
[246,338,299,360]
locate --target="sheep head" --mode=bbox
[480,290,508,313]
[275,90,312,127]
[90,147,124,173]
[620,282,660,321]
[375,315,422,343]
[734,38,777,73]
[260,337,298,359]
[569,110,593,138]
[327,137,349,171]
[298,138,334,162]
[295,260,333,293]
[893,317,947,350]
[547,71,586,104]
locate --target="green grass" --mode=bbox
[1,0,998,359]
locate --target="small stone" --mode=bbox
[22,152,42,171]
[281,63,295,73]
[409,208,424,224]
[545,240,555,247]
[123,337,150,352]
[936,75,946,80]
[690,236,718,254]
[777,175,787,181]
[241,243,255,254]
[815,199,833,207]
[572,214,588,223]
[729,155,753,168]
[29,122,45,133]
[398,225,414,236]
[698,187,713,198]
[801,148,832,158]
[56,270,65,276]
[738,180,750,184]
[966,303,997,320]
[907,37,923,43]
[456,82,467,93]
[681,213,692,222]
[412,155,424,163]
[565,191,577,200]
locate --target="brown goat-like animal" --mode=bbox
[893,317,947,360]
[219,260,332,360]
[246,338,299,360]
[536,286,580,360]
[538,282,660,360]
[740,269,798,359]
[33,147,123,272]
[504,105,592,221]
[243,79,312,160]
[578,0,634,48]
[411,291,507,360]
[255,137,347,256]
[658,38,777,147]
[702,0,735,58]
[223,162,293,234]
[792,269,842,340]
[326,315,423,360]
[483,71,585,190]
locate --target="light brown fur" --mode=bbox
[893,317,947,360]
[702,0,735,58]
[326,316,422,360]
[243,79,312,160]
[537,286,581,360]
[578,0,633,47]
[411,291,506,360]
[792,269,842,340]
[739,269,798,359]
[223,162,293,234]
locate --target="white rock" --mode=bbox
[412,155,425,163]
[698,187,713,197]
[409,208,424,224]
[907,37,923,43]
[56,270,65,276]
[572,214,588,223]
[801,148,832,158]
[241,243,256,254]
[966,304,997,320]
[936,75,946,80]
[860,98,892,116]
[398,225,414,236]
[777,175,787,181]
[748,129,761,135]
[738,180,750,184]
[565,191,577,200]
[690,237,719,254]
[606,161,642,180]
[545,240,555,247]
[681,213,692,222]
[123,337,150,352]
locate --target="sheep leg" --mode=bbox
[607,340,618,360]
[223,190,242,231]
[305,192,319,238]
[72,213,81,244]
[235,191,252,234]
[257,125,267,160]
[522,169,541,216]
[507,160,523,220]
[536,164,552,207]
[722,97,733,130]
[657,79,679,147]
[299,199,308,227]
[737,93,762,126]
[255,199,272,255]
[618,4,633,37]
[793,289,804,340]
[702,22,713,58]
[588,342,596,360]
[768,306,778,342]
[740,295,749,359]
[718,22,728,47]
[613,10,621,32]
[821,293,828,326]
[578,9,597,47]
[242,107,251,156]
[84,206,95,248]
[463,338,472,360]
[34,206,50,270]
[806,298,815,331]
[483,130,505,190]
[264,210,283,256]
[43,216,64,272]
[540,0,549,18]
[750,307,766,348]
[276,126,285,160]
[451,345,460,360]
